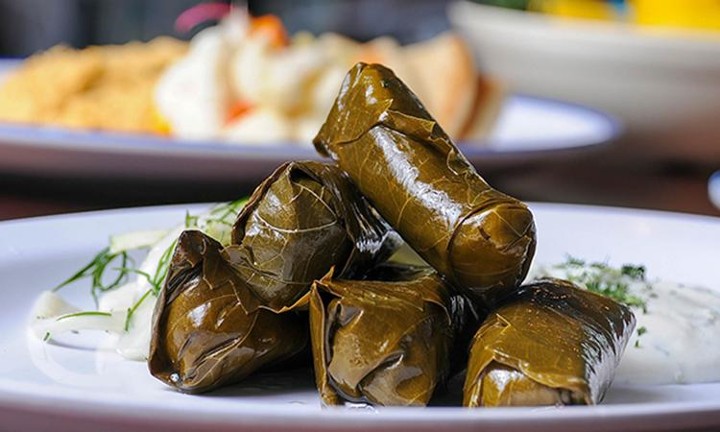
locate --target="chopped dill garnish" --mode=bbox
[124,289,153,331]
[152,240,177,295]
[46,199,249,341]
[549,255,650,312]
[53,247,134,305]
[565,256,586,267]
[185,211,199,229]
[117,240,176,296]
[621,264,646,281]
[634,326,648,348]
[538,255,657,348]
[198,199,248,245]
[43,332,51,342]
[56,311,113,321]
[207,199,247,226]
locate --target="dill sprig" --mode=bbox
[634,326,648,348]
[49,199,248,337]
[196,199,248,245]
[55,311,113,321]
[208,199,247,226]
[115,238,178,327]
[152,240,177,295]
[53,247,134,305]
[116,239,176,297]
[552,256,650,312]
[185,211,199,229]
[124,289,153,331]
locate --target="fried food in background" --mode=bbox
[155,12,501,144]
[0,37,187,133]
[0,12,500,144]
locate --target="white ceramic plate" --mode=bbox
[449,1,720,164]
[1,203,719,432]
[0,60,619,182]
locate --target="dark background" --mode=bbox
[0,0,452,57]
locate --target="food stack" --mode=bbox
[148,63,635,407]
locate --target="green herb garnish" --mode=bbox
[634,326,648,348]
[198,199,248,245]
[49,199,248,340]
[551,256,650,312]
[53,247,134,304]
[55,311,113,321]
[117,239,176,296]
[207,199,247,226]
[124,289,153,331]
[185,211,199,229]
[152,240,177,295]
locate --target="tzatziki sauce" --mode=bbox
[533,260,720,385]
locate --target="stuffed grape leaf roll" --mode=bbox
[228,160,400,312]
[463,278,636,407]
[313,63,536,302]
[309,267,469,407]
[150,161,400,393]
[148,230,308,393]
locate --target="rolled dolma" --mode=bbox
[228,160,400,311]
[149,230,308,393]
[463,278,636,407]
[309,267,466,407]
[314,63,536,301]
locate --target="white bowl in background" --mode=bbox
[449,1,720,165]
[710,171,720,210]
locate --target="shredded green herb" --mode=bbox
[153,240,177,295]
[185,211,199,229]
[198,199,248,245]
[53,247,135,304]
[124,289,153,331]
[207,199,247,226]
[550,256,650,312]
[48,199,249,340]
[116,239,176,297]
[545,256,653,347]
[634,326,648,348]
[55,311,113,322]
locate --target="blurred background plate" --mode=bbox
[0,55,619,182]
[710,171,720,211]
[449,1,720,166]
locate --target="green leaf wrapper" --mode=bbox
[228,160,401,312]
[150,161,400,393]
[463,278,636,407]
[310,266,469,407]
[148,230,308,393]
[314,63,536,302]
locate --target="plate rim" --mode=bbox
[0,54,623,181]
[0,93,621,158]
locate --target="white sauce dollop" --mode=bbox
[533,264,720,385]
[615,281,720,385]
